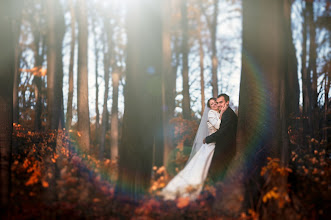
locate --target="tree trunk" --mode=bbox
[238,0,297,216]
[211,0,219,97]
[91,7,100,134]
[307,1,318,137]
[161,0,177,167]
[33,43,45,132]
[46,0,65,130]
[46,0,56,130]
[13,21,22,125]
[13,52,21,125]
[324,64,330,141]
[32,16,46,131]
[77,0,90,152]
[198,14,205,115]
[301,3,312,136]
[172,36,180,115]
[283,0,299,164]
[110,70,120,161]
[284,1,299,119]
[56,6,65,130]
[99,17,112,160]
[94,37,100,135]
[181,0,191,119]
[0,0,16,211]
[66,0,76,130]
[59,90,65,129]
[45,0,65,205]
[99,50,110,160]
[117,0,163,199]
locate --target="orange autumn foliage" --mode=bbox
[176,197,190,209]
[169,117,198,151]
[9,122,330,219]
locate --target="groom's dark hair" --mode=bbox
[218,93,229,102]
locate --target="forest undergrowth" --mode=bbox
[4,120,330,219]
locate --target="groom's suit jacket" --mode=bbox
[205,107,238,181]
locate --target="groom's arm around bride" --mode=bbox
[205,107,237,145]
[203,94,238,182]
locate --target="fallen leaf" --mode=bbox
[176,197,190,209]
[42,180,49,188]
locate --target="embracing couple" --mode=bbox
[161,94,238,200]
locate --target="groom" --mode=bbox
[203,94,238,183]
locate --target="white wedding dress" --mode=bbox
[161,108,220,200]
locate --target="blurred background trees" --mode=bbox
[0,0,19,211]
[237,0,299,215]
[0,0,330,217]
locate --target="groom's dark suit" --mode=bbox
[205,107,237,182]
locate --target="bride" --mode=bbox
[161,98,227,200]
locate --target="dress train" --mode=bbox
[161,142,215,200]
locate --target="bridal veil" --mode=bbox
[186,105,210,164]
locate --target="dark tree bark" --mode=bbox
[198,11,205,115]
[199,0,219,97]
[13,53,21,125]
[307,1,318,137]
[211,0,219,97]
[323,63,330,141]
[31,9,46,131]
[301,3,312,136]
[307,2,317,108]
[283,0,299,165]
[44,0,66,204]
[238,0,298,216]
[99,20,111,160]
[0,0,17,211]
[162,0,178,167]
[95,59,100,134]
[46,0,55,128]
[33,43,45,132]
[110,70,120,161]
[46,0,65,130]
[93,21,100,135]
[77,0,90,152]
[284,1,299,119]
[66,0,76,130]
[161,0,172,167]
[13,21,22,125]
[117,0,163,199]
[181,0,191,119]
[172,36,180,115]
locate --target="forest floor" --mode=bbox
[2,123,330,219]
